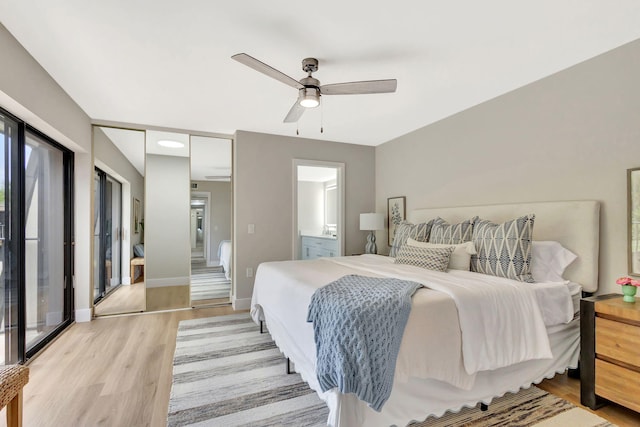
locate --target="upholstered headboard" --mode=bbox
[408,200,600,292]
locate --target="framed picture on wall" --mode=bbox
[133,198,141,234]
[387,196,406,246]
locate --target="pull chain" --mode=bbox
[320,99,324,134]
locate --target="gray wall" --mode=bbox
[233,131,375,306]
[0,23,94,321]
[145,154,191,286]
[192,180,232,264]
[376,38,640,296]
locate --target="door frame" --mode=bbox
[1,106,74,363]
[191,191,211,265]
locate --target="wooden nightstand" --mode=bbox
[581,294,640,412]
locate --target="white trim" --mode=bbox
[122,276,131,285]
[75,308,93,323]
[145,277,191,288]
[232,296,251,311]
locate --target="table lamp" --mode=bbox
[360,213,384,254]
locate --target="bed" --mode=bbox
[250,200,600,427]
[218,240,232,280]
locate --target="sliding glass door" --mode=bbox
[24,132,68,351]
[94,168,122,303]
[1,108,74,364]
[1,112,18,365]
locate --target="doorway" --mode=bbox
[190,196,208,262]
[293,160,345,260]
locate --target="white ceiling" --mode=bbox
[100,127,145,175]
[191,136,232,181]
[2,1,640,146]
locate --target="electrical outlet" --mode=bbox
[246,267,253,278]
[248,224,255,234]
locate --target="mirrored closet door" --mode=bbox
[189,136,232,307]
[92,125,233,314]
[93,126,145,316]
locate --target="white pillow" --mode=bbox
[406,238,476,271]
[530,241,577,282]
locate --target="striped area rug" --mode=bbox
[168,313,328,427]
[168,313,616,427]
[190,264,231,301]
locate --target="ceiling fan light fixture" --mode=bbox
[299,87,320,108]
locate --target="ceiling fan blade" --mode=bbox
[232,53,304,90]
[320,79,397,95]
[284,101,305,123]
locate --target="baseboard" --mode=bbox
[75,308,92,323]
[122,276,132,285]
[232,296,251,311]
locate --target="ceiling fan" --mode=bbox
[232,53,397,123]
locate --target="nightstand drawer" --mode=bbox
[595,317,640,367]
[595,359,640,413]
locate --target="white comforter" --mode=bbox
[250,255,574,424]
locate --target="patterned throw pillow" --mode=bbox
[389,220,433,257]
[470,214,536,282]
[429,217,477,245]
[406,238,476,271]
[395,245,455,272]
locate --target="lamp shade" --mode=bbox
[360,213,384,231]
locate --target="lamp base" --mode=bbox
[365,231,377,254]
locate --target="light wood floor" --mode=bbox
[1,306,237,427]
[94,282,146,316]
[2,307,639,427]
[538,373,640,427]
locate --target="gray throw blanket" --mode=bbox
[306,274,422,411]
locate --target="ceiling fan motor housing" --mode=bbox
[298,76,321,108]
[298,87,321,108]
